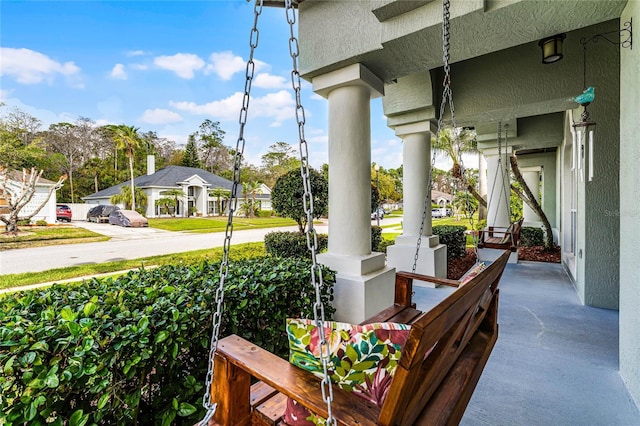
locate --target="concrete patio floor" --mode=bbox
[412,260,640,426]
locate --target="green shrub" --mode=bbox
[257,210,273,218]
[433,225,467,259]
[520,226,544,246]
[264,231,328,258]
[0,257,335,425]
[378,239,395,254]
[371,226,382,252]
[35,220,48,226]
[17,219,31,226]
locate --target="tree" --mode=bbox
[510,153,554,249]
[159,189,185,217]
[260,142,300,188]
[106,125,143,212]
[42,122,87,203]
[155,197,176,216]
[208,187,230,216]
[0,105,46,170]
[241,181,262,218]
[434,127,486,208]
[272,168,328,233]
[110,185,148,214]
[0,167,67,234]
[182,134,201,168]
[194,119,230,173]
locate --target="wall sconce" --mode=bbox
[538,33,566,64]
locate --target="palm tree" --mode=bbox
[107,125,142,211]
[160,189,185,217]
[208,187,230,216]
[434,127,487,208]
[110,185,148,213]
[242,181,261,218]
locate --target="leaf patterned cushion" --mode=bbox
[283,318,411,425]
[459,262,486,285]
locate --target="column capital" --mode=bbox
[394,119,438,138]
[312,63,384,99]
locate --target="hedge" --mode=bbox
[520,226,544,247]
[0,257,335,425]
[433,225,467,259]
[264,231,328,258]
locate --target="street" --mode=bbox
[0,216,404,275]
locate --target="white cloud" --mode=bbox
[110,64,127,80]
[139,108,183,124]
[254,73,289,90]
[0,47,81,85]
[0,89,13,101]
[205,51,267,81]
[170,90,296,127]
[127,50,148,57]
[153,53,205,79]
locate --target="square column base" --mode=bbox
[318,252,395,324]
[387,236,447,288]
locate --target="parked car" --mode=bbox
[432,208,444,218]
[87,205,119,223]
[371,208,385,220]
[109,209,149,227]
[56,204,72,222]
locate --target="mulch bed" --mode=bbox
[447,249,478,280]
[447,245,562,280]
[518,245,561,263]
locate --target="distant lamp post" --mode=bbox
[374,164,380,227]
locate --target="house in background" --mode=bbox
[0,169,59,224]
[83,156,241,218]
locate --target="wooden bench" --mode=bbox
[478,218,523,252]
[209,249,511,425]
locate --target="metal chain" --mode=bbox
[285,1,335,423]
[489,122,502,226]
[198,1,263,424]
[413,0,452,273]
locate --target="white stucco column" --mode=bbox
[313,63,396,324]
[386,120,446,279]
[522,167,542,224]
[326,84,372,255]
[484,147,512,228]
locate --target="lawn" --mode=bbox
[0,242,266,291]
[0,225,109,250]
[148,216,298,232]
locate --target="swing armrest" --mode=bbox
[211,335,380,426]
[396,271,461,288]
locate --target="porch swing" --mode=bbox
[477,123,524,252]
[199,1,510,425]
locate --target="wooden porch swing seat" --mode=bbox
[478,218,524,252]
[209,250,510,426]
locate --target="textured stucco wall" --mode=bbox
[581,20,620,310]
[619,0,640,409]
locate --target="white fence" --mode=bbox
[64,203,93,221]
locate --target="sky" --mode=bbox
[0,0,425,171]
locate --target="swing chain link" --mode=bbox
[413,0,453,273]
[199,1,263,423]
[285,1,335,424]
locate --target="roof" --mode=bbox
[3,169,58,186]
[83,165,236,199]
